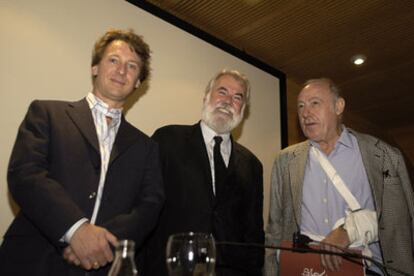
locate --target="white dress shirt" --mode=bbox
[62,93,122,242]
[200,121,231,195]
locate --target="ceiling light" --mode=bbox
[351,54,366,66]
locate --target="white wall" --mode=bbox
[0,0,281,241]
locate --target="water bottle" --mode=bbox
[108,239,138,276]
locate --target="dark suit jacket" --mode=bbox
[0,99,164,276]
[142,123,264,276]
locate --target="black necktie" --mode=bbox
[213,136,227,196]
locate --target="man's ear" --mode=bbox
[203,91,211,105]
[91,65,98,77]
[335,97,345,115]
[135,79,141,88]
[240,103,246,118]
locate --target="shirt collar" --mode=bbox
[86,92,123,120]
[336,126,354,149]
[200,121,231,145]
[309,125,354,151]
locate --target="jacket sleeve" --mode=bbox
[243,158,265,275]
[264,156,285,276]
[7,101,86,244]
[394,149,414,249]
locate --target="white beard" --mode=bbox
[201,99,243,134]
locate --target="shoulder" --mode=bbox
[121,119,155,146]
[152,124,197,143]
[233,141,262,167]
[28,99,74,109]
[269,141,310,173]
[28,98,90,112]
[349,128,402,156]
[281,140,309,154]
[153,124,193,137]
[276,140,309,161]
[349,129,379,144]
[24,99,84,118]
[349,129,407,172]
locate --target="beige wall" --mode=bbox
[0,0,282,241]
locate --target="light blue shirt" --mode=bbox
[86,92,122,223]
[301,127,383,272]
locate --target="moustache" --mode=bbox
[213,103,235,116]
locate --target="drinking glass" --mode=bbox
[166,232,216,276]
[108,239,138,276]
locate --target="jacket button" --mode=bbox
[89,192,97,199]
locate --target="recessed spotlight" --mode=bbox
[351,54,366,66]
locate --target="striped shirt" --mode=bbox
[86,92,122,223]
[62,93,122,242]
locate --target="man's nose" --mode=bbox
[117,63,127,75]
[301,106,310,117]
[222,94,232,105]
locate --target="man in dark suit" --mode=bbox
[143,69,264,276]
[0,29,164,276]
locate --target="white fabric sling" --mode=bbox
[311,146,360,211]
[309,146,378,249]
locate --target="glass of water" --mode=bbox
[166,232,216,276]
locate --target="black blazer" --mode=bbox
[142,123,264,276]
[0,99,164,276]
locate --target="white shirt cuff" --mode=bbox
[61,218,89,243]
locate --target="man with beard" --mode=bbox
[142,69,264,276]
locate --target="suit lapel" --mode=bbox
[354,131,384,215]
[109,118,139,165]
[190,123,215,202]
[66,99,99,154]
[66,99,139,170]
[289,141,310,225]
[227,136,238,176]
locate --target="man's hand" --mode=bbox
[320,226,350,272]
[63,246,81,267]
[68,223,118,270]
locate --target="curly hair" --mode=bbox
[91,29,151,82]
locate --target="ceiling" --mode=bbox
[141,0,414,130]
